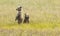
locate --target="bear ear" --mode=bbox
[20,6,22,8]
[25,13,29,15]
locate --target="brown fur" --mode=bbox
[23,13,29,23]
[15,6,22,24]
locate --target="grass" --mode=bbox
[0,23,60,30]
[0,0,60,36]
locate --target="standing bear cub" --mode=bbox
[15,6,23,24]
[23,13,29,23]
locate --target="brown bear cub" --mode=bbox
[23,13,29,23]
[15,6,22,24]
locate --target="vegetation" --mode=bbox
[0,0,60,36]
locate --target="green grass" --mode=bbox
[0,0,60,36]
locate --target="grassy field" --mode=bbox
[0,0,60,36]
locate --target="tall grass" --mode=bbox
[0,0,60,28]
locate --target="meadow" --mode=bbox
[0,0,60,36]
